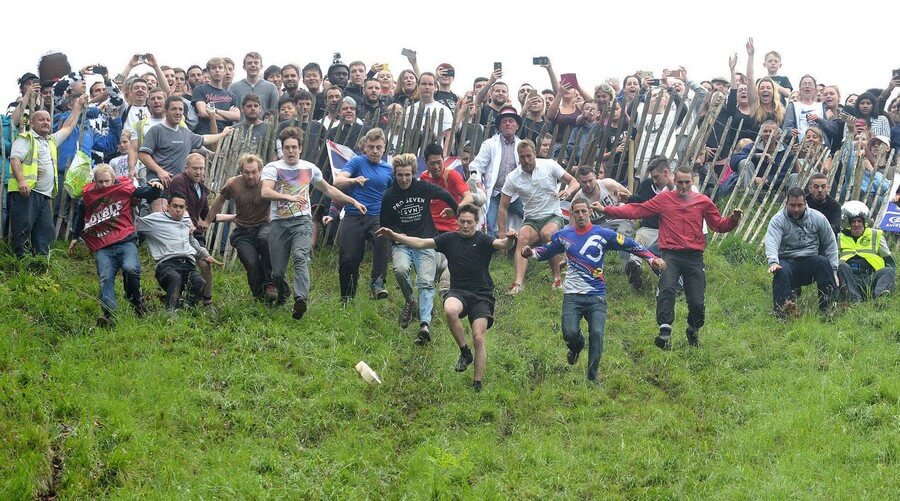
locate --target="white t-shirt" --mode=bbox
[501,159,567,219]
[410,101,453,137]
[793,101,824,139]
[261,159,323,220]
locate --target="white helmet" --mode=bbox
[841,200,869,229]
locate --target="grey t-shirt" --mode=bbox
[10,130,66,196]
[138,123,203,177]
[228,79,280,115]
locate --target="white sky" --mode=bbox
[4,1,898,105]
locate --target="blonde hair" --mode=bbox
[238,153,263,172]
[754,77,785,125]
[391,153,417,172]
[92,164,115,180]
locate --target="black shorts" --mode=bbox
[445,289,495,329]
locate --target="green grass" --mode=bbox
[1,238,898,499]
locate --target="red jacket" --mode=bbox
[603,190,737,251]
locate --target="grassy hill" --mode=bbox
[1,238,898,498]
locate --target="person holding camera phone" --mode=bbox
[434,63,458,116]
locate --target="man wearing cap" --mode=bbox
[468,106,525,236]
[837,201,895,302]
[435,63,458,116]
[498,139,579,295]
[710,77,730,93]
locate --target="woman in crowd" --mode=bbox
[784,74,827,140]
[852,92,891,137]
[392,70,418,106]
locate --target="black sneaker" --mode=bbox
[399,300,416,328]
[455,350,474,372]
[654,335,672,351]
[472,380,483,392]
[567,347,581,365]
[415,323,431,345]
[686,329,700,347]
[133,303,148,317]
[625,260,643,290]
[292,297,307,320]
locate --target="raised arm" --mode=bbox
[746,38,758,110]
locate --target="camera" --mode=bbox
[333,52,341,64]
[532,57,549,66]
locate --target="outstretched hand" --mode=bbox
[521,245,534,258]
[729,209,743,222]
[204,256,224,266]
[374,227,397,240]
[768,263,782,273]
[650,257,667,271]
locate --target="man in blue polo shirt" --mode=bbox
[332,127,394,302]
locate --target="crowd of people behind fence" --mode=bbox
[1,40,897,389]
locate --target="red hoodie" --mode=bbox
[603,190,737,251]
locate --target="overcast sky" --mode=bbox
[4,1,898,106]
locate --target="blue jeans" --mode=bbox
[562,294,608,381]
[94,240,142,314]
[485,193,523,237]
[392,245,437,324]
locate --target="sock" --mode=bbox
[658,324,672,340]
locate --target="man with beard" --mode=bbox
[233,93,271,146]
[497,140,579,295]
[805,173,841,235]
[204,154,277,301]
[475,68,509,136]
[69,165,163,326]
[603,164,742,349]
[357,79,388,127]
[280,64,301,100]
[764,188,839,319]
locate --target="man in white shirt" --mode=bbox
[260,126,366,319]
[498,140,579,295]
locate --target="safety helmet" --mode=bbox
[840,200,869,229]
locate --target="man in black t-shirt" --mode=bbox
[377,205,516,392]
